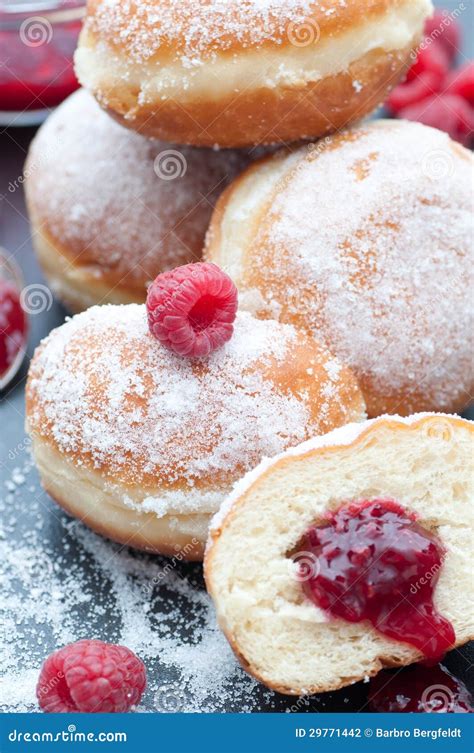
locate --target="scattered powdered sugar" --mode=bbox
[27,306,355,514]
[26,89,249,285]
[86,0,351,64]
[0,450,363,712]
[0,452,260,712]
[250,120,474,409]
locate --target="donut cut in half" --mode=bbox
[205,414,474,693]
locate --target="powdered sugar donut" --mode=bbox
[25,306,365,559]
[205,413,474,693]
[206,120,474,417]
[74,0,432,147]
[24,89,249,312]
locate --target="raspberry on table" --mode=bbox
[399,94,474,148]
[146,262,238,358]
[444,62,474,106]
[36,639,147,713]
[407,44,450,84]
[386,70,442,114]
[424,10,461,63]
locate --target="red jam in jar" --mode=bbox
[369,664,473,713]
[298,499,455,662]
[0,2,84,122]
[0,278,27,387]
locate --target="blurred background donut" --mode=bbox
[24,88,251,312]
[75,0,433,147]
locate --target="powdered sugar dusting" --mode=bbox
[26,89,248,286]
[86,0,348,64]
[252,120,474,411]
[26,306,357,514]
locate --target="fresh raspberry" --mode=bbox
[424,11,461,63]
[146,262,238,358]
[386,70,441,114]
[444,63,474,106]
[407,44,450,84]
[399,94,474,147]
[36,639,146,713]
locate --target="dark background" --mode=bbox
[1,0,473,713]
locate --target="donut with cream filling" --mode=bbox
[75,0,433,147]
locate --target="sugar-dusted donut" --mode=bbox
[205,120,474,417]
[24,89,249,312]
[25,305,365,559]
[205,413,474,693]
[75,0,432,148]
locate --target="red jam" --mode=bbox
[0,6,82,115]
[0,279,27,386]
[369,664,473,713]
[298,500,455,662]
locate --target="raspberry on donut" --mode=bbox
[146,262,238,358]
[25,304,365,559]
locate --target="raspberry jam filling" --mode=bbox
[369,664,473,713]
[298,500,455,662]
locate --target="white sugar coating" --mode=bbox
[208,412,465,535]
[0,454,264,713]
[254,120,474,406]
[27,305,358,511]
[26,89,248,283]
[86,0,347,63]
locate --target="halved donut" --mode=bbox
[205,414,474,693]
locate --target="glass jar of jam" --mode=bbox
[0,1,85,126]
